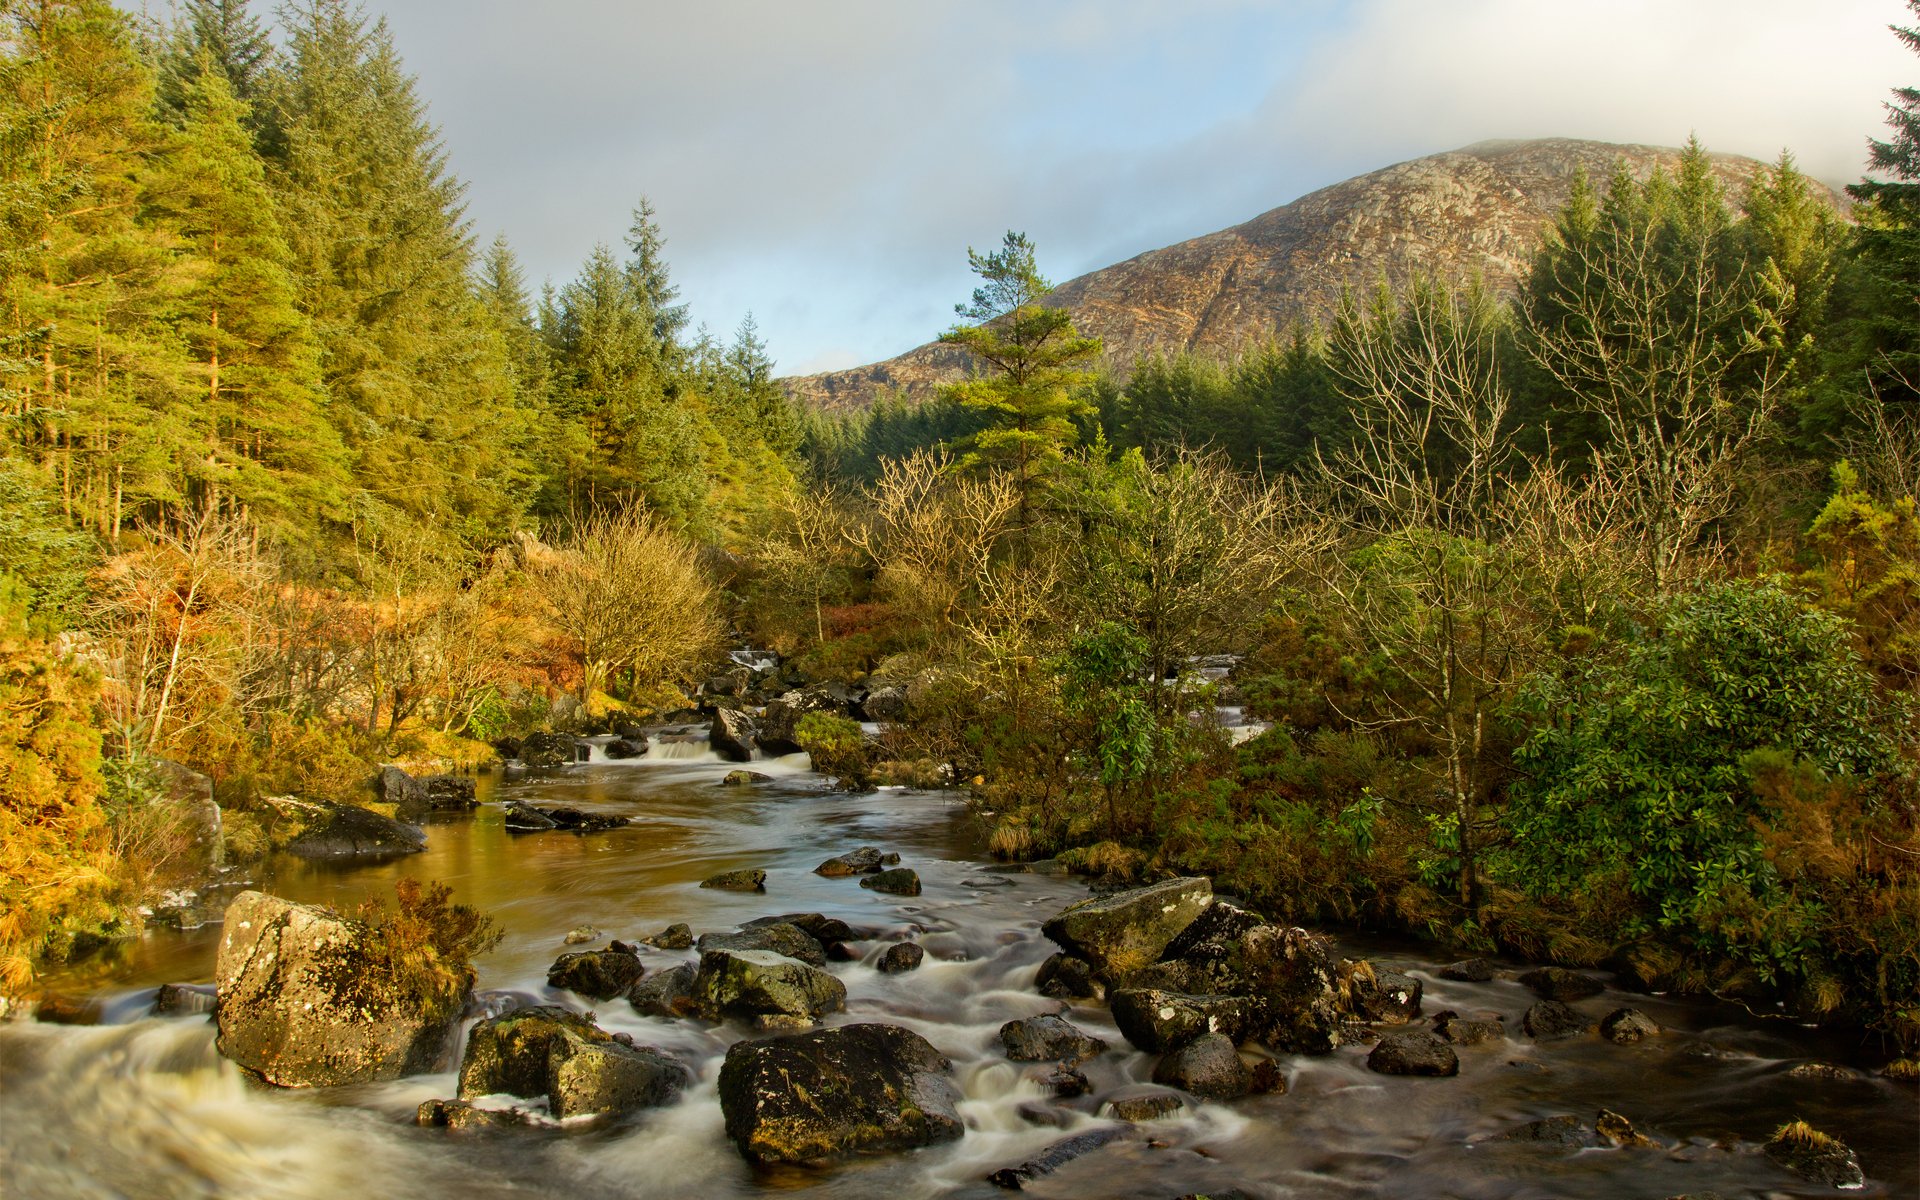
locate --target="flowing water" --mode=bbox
[2,738,1915,1199]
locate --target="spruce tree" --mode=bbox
[625,196,689,352]
[148,53,348,538]
[939,231,1101,528]
[154,0,272,124]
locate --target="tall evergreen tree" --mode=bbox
[147,53,348,536]
[939,231,1101,527]
[153,0,272,123]
[625,195,688,352]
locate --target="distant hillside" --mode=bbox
[783,138,1836,411]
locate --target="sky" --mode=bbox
[336,0,1909,376]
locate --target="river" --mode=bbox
[1,737,1914,1199]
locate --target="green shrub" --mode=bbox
[354,879,502,1023]
[795,711,870,788]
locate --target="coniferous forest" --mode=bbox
[2,3,1919,1195]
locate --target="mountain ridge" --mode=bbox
[781,137,1840,411]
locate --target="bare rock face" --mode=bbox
[783,139,1835,411]
[214,891,466,1087]
[718,1023,963,1164]
[1041,877,1212,980]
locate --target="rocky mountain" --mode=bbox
[783,138,1829,411]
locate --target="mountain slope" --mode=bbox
[783,138,1828,410]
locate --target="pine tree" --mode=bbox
[476,233,551,407]
[269,0,527,544]
[153,0,272,124]
[625,196,688,352]
[147,53,348,538]
[725,312,797,455]
[939,231,1101,528]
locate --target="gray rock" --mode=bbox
[416,1098,534,1132]
[1366,1030,1459,1077]
[986,1127,1131,1190]
[602,737,646,760]
[1041,877,1213,980]
[267,795,426,859]
[718,1023,963,1164]
[1438,957,1496,982]
[999,1013,1107,1064]
[152,759,223,868]
[698,922,826,967]
[693,948,846,1020]
[860,867,921,896]
[742,912,856,943]
[862,685,908,723]
[642,922,694,950]
[151,982,216,1016]
[518,732,582,768]
[720,770,771,786]
[420,775,478,812]
[1110,988,1250,1052]
[1518,966,1605,1002]
[564,925,599,945]
[877,942,925,974]
[756,688,846,756]
[547,946,644,999]
[1522,1000,1591,1041]
[1346,963,1423,1024]
[1599,1007,1661,1044]
[1035,953,1098,1000]
[374,764,428,817]
[1434,1014,1504,1045]
[215,891,465,1087]
[459,1005,598,1099]
[627,962,699,1018]
[546,1027,690,1119]
[1152,1031,1252,1099]
[710,709,757,763]
[699,869,767,892]
[1101,1089,1187,1121]
[1159,898,1264,964]
[815,846,889,876]
[501,801,628,833]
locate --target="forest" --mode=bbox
[2,0,1917,1060]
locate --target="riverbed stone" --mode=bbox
[717,1023,963,1164]
[459,1005,599,1099]
[1522,1000,1591,1041]
[721,770,771,786]
[627,962,699,1018]
[602,737,646,760]
[1518,966,1605,1002]
[1110,988,1251,1052]
[213,890,465,1088]
[710,709,757,763]
[152,982,217,1016]
[265,795,426,859]
[420,775,478,813]
[374,764,428,815]
[1101,1088,1187,1122]
[693,948,846,1021]
[547,946,644,999]
[814,846,890,876]
[986,1127,1132,1190]
[1346,963,1423,1024]
[999,1013,1108,1064]
[1159,897,1264,964]
[642,922,694,950]
[1599,1007,1661,1045]
[1041,877,1213,980]
[1764,1122,1864,1189]
[1594,1107,1655,1148]
[502,801,628,833]
[744,912,856,944]
[699,869,767,892]
[564,926,599,945]
[546,1027,690,1119]
[1230,925,1345,1054]
[1152,1032,1252,1099]
[1366,1030,1459,1077]
[860,867,921,896]
[877,942,925,974]
[1489,1114,1606,1148]
[698,922,826,967]
[756,688,845,757]
[1434,1014,1504,1045]
[1036,953,1098,1000]
[518,732,581,768]
[415,1098,532,1132]
[1438,957,1497,982]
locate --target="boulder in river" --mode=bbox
[547,945,644,999]
[1227,925,1345,1054]
[814,846,894,876]
[373,764,428,815]
[718,1023,963,1164]
[693,947,846,1020]
[756,688,846,756]
[215,890,465,1087]
[642,922,694,950]
[743,912,856,944]
[1438,957,1497,982]
[518,731,583,768]
[1366,1030,1459,1077]
[877,942,925,974]
[1521,1000,1591,1041]
[1599,1007,1661,1045]
[628,962,699,1018]
[986,1127,1131,1190]
[1434,1013,1504,1045]
[415,1098,532,1132]
[1159,897,1264,964]
[710,709,757,763]
[721,770,771,786]
[1763,1120,1864,1189]
[602,737,646,760]
[1518,966,1605,1002]
[1110,988,1251,1053]
[1040,877,1213,980]
[151,982,217,1016]
[998,1013,1107,1064]
[1035,953,1098,1000]
[1344,962,1423,1024]
[419,774,479,813]
[501,800,629,833]
[456,1005,688,1120]
[265,795,426,859]
[699,869,767,891]
[1487,1114,1607,1148]
[1152,1031,1252,1099]
[698,922,826,967]
[860,867,921,896]
[1101,1088,1188,1122]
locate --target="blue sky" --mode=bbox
[337,0,1906,375]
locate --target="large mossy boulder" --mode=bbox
[518,731,582,768]
[693,948,846,1020]
[710,709,757,763]
[756,688,846,756]
[1110,988,1251,1052]
[456,1005,688,1120]
[998,1013,1108,1064]
[214,890,464,1087]
[1040,877,1212,980]
[717,1023,964,1164]
[265,795,426,859]
[546,945,644,999]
